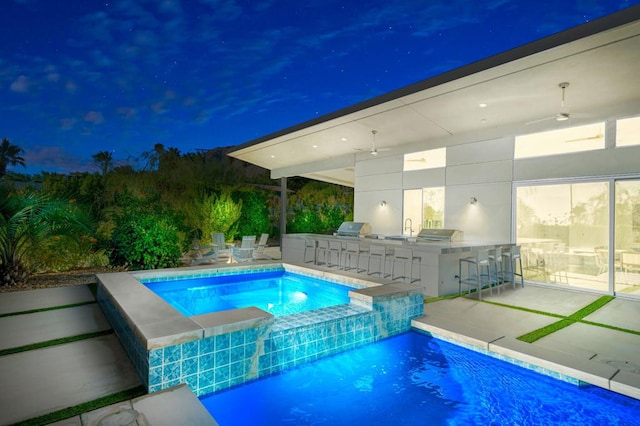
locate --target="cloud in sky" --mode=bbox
[1,0,636,174]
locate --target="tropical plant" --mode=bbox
[195,191,242,243]
[0,138,26,178]
[92,150,114,176]
[0,187,95,286]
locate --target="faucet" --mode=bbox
[404,218,413,237]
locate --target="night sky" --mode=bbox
[2,0,637,175]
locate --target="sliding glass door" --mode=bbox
[615,179,640,296]
[516,178,640,296]
[515,181,609,292]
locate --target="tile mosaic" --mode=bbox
[181,357,198,376]
[162,362,180,382]
[198,354,214,371]
[99,263,423,397]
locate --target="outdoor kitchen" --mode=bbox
[281,222,512,297]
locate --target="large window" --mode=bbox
[516,181,609,292]
[403,187,444,235]
[615,180,640,296]
[514,122,605,159]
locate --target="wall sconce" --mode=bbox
[470,197,478,205]
[380,201,387,207]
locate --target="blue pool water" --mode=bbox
[143,271,356,316]
[200,331,640,425]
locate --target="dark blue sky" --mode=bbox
[1,0,637,175]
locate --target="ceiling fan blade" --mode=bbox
[565,133,604,143]
[525,116,556,125]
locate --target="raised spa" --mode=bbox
[96,263,425,396]
[141,270,356,317]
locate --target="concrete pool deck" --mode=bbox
[413,285,640,400]
[1,278,639,424]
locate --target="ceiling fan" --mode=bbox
[565,133,604,143]
[526,82,586,125]
[354,130,390,156]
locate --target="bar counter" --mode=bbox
[281,233,513,297]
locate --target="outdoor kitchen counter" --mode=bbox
[281,233,513,297]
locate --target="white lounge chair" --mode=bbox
[185,239,218,265]
[212,232,233,263]
[253,233,273,260]
[232,235,256,263]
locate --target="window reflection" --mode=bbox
[516,182,609,291]
[615,180,640,296]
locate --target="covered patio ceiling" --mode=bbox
[228,8,640,187]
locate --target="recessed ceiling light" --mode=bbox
[312,145,318,148]
[479,103,488,108]
[341,138,347,141]
[270,155,275,158]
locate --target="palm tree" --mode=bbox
[0,138,26,178]
[92,150,114,176]
[0,186,94,286]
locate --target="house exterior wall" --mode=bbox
[353,120,640,243]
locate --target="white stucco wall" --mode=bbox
[352,126,640,244]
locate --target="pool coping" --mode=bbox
[412,316,640,400]
[96,262,418,351]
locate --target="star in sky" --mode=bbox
[1,0,637,174]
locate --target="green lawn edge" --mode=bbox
[14,385,146,426]
[0,330,113,357]
[516,295,616,343]
[0,300,96,318]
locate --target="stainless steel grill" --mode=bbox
[333,222,372,238]
[416,228,463,242]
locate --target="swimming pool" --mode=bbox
[200,331,640,425]
[142,270,356,316]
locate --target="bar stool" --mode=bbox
[391,247,420,283]
[316,240,329,266]
[502,245,524,289]
[458,249,493,299]
[327,240,343,268]
[367,244,388,277]
[489,246,507,292]
[303,239,316,264]
[343,242,365,272]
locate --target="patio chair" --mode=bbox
[621,251,640,274]
[253,233,273,260]
[232,235,256,262]
[212,232,233,262]
[185,238,218,265]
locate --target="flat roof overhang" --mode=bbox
[228,6,640,187]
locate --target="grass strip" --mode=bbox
[566,295,614,320]
[0,300,97,318]
[515,296,616,343]
[579,320,640,336]
[0,330,113,357]
[481,300,566,319]
[14,385,147,426]
[517,318,575,343]
[424,293,460,303]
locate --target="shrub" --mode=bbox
[196,191,242,243]
[233,189,270,239]
[109,214,182,270]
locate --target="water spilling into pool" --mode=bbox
[143,271,356,316]
[200,331,640,425]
